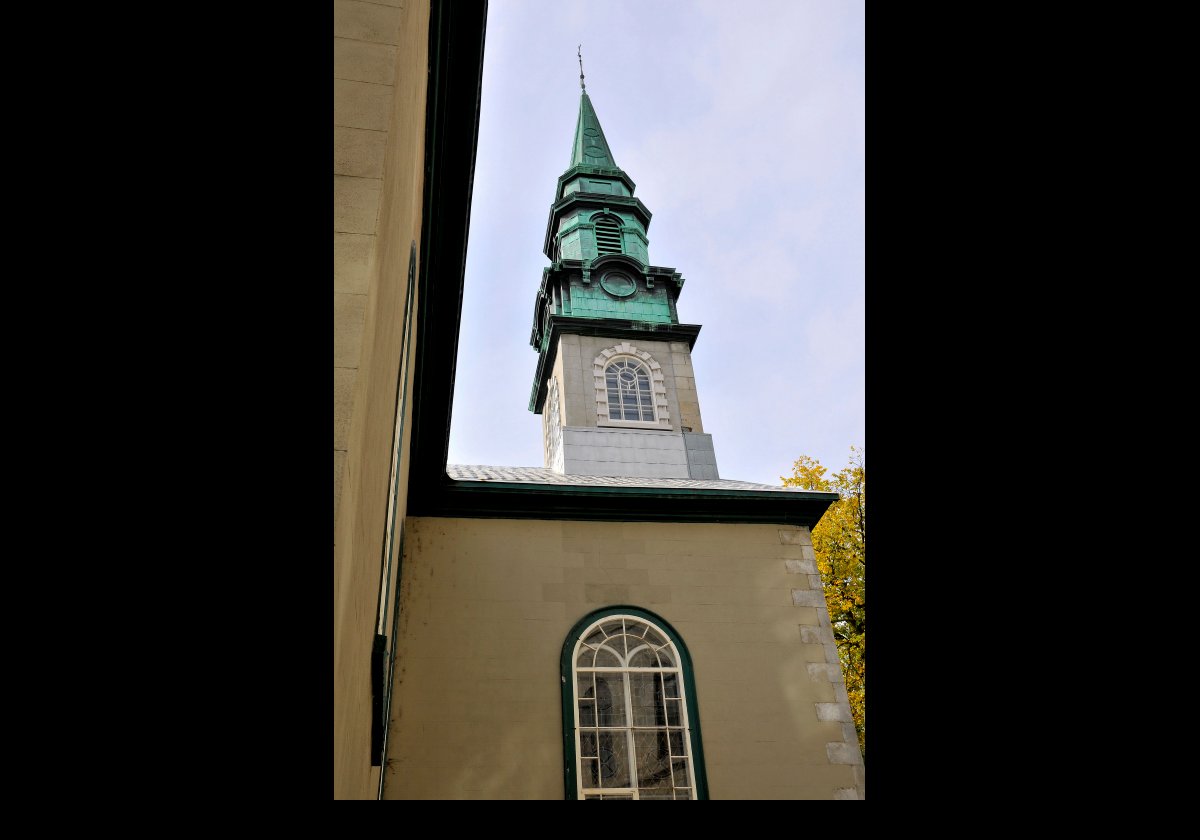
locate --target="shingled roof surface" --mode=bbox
[447,464,802,493]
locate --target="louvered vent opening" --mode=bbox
[594,216,622,256]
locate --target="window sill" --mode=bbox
[597,418,672,430]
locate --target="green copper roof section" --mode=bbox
[569,91,618,169]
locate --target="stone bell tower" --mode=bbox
[529,71,719,480]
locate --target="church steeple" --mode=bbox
[569,90,618,170]
[528,72,720,481]
[569,47,617,169]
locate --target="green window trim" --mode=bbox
[560,605,710,800]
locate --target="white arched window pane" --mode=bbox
[569,614,697,800]
[605,358,655,422]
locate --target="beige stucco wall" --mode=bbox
[551,335,706,433]
[383,517,864,800]
[333,0,430,801]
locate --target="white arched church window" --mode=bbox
[562,610,707,800]
[545,376,564,472]
[593,343,670,428]
[605,357,655,422]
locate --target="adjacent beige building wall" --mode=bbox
[334,0,431,801]
[383,517,864,800]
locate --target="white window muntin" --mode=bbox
[571,615,696,801]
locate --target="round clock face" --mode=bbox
[600,271,636,297]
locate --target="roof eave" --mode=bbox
[411,479,839,528]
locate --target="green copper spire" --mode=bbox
[528,67,693,414]
[569,89,617,169]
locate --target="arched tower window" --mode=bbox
[605,357,655,422]
[593,343,670,428]
[593,214,623,256]
[561,607,709,800]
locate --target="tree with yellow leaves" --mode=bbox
[782,446,865,762]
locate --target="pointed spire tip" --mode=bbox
[577,44,586,91]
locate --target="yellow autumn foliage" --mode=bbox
[782,446,865,761]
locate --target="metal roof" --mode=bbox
[447,464,807,493]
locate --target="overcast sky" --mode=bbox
[447,0,864,486]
